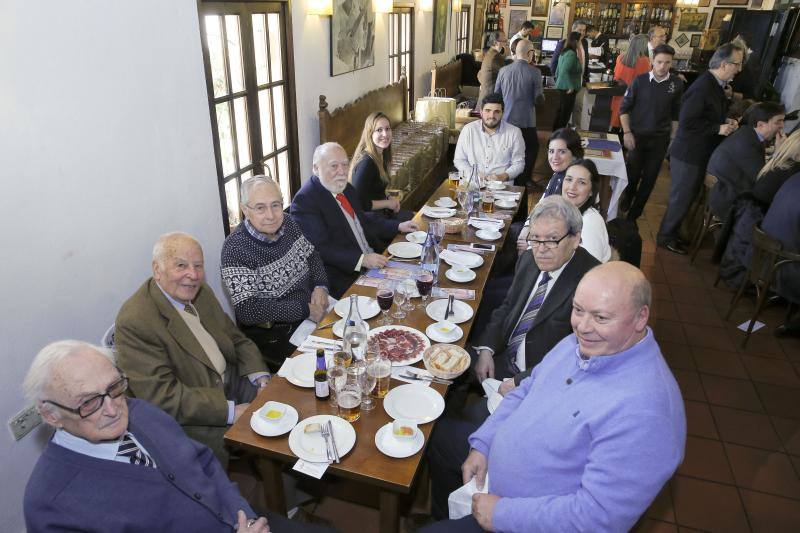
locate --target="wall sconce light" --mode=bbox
[307,0,333,16]
[420,0,433,12]
[452,0,462,11]
[373,0,393,13]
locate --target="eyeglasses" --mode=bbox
[43,374,129,418]
[527,232,574,250]
[245,203,283,215]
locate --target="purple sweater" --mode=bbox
[469,328,685,532]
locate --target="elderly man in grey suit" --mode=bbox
[474,195,600,396]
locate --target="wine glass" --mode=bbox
[457,188,471,218]
[415,269,434,310]
[398,279,416,314]
[327,364,346,408]
[353,360,376,411]
[391,284,408,320]
[376,280,395,326]
[429,219,445,246]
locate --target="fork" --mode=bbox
[401,371,453,385]
[320,423,333,463]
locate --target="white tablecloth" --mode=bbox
[586,133,628,221]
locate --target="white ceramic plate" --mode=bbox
[442,251,484,269]
[288,415,356,463]
[445,267,477,283]
[423,206,457,219]
[388,241,423,259]
[425,321,464,343]
[486,181,506,190]
[374,422,425,458]
[284,352,317,388]
[434,197,457,208]
[368,325,431,366]
[250,402,299,437]
[426,299,474,324]
[383,384,445,424]
[495,199,517,209]
[406,231,427,244]
[332,318,347,338]
[334,296,381,319]
[476,229,502,241]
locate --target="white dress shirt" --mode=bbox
[454,119,526,182]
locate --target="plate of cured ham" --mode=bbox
[368,325,431,367]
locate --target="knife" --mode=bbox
[327,420,340,463]
[444,294,454,321]
[401,372,453,385]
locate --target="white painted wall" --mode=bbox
[0,2,226,529]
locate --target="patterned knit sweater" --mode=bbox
[221,215,328,325]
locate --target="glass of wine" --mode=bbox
[376,280,395,325]
[415,269,434,309]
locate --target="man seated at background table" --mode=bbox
[473,195,600,393]
[21,340,322,533]
[453,92,525,186]
[708,101,786,221]
[222,175,330,371]
[424,262,686,530]
[115,232,269,466]
[291,142,416,298]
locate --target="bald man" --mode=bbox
[425,262,686,531]
[116,232,269,466]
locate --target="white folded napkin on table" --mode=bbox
[491,190,521,199]
[468,217,503,230]
[296,335,343,353]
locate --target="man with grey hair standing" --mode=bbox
[425,262,685,529]
[291,142,415,297]
[22,340,329,533]
[222,175,330,371]
[657,43,742,254]
[647,25,668,63]
[115,232,269,466]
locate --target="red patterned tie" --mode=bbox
[336,193,355,218]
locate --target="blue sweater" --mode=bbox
[469,329,685,532]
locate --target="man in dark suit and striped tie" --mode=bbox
[473,195,600,396]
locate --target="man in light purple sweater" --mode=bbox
[423,262,686,532]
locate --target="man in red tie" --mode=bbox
[291,142,416,297]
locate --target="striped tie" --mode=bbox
[505,272,551,366]
[184,304,198,317]
[117,432,156,468]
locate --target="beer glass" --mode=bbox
[369,354,392,399]
[337,368,362,422]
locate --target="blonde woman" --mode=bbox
[349,111,414,223]
[611,34,650,128]
[753,129,800,207]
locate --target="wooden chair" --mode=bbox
[725,225,800,347]
[689,173,723,264]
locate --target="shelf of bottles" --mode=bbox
[573,2,597,22]
[484,0,501,33]
[597,2,624,36]
[623,3,674,36]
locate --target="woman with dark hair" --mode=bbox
[553,31,583,130]
[349,111,414,225]
[542,127,585,196]
[562,159,611,262]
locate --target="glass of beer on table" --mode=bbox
[448,171,461,197]
[369,353,392,398]
[337,367,362,422]
[482,191,494,213]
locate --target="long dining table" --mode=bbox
[224,179,525,532]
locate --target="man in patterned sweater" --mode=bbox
[222,176,329,370]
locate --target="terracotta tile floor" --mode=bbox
[230,139,800,532]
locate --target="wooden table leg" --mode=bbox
[379,490,400,533]
[255,457,287,515]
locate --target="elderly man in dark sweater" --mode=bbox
[222,176,329,370]
[657,43,743,254]
[619,44,683,222]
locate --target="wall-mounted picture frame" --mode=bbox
[508,9,529,35]
[432,0,447,54]
[678,12,708,33]
[701,29,721,50]
[548,0,566,26]
[532,0,549,17]
[675,33,689,47]
[509,0,532,6]
[331,0,376,76]
[709,7,736,31]
[530,20,546,44]
[690,34,702,48]
[546,25,563,39]
[715,0,748,5]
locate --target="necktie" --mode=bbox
[117,432,156,468]
[184,304,197,317]
[336,193,355,218]
[506,272,551,364]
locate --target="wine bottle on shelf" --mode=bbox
[314,349,329,401]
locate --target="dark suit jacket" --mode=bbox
[708,127,765,219]
[115,279,266,464]
[550,38,590,83]
[669,70,729,166]
[476,247,600,384]
[291,175,393,298]
[24,399,254,532]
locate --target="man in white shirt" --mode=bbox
[509,21,533,55]
[453,92,525,185]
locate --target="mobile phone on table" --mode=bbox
[470,243,495,252]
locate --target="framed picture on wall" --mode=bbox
[432,0,447,53]
[709,8,736,31]
[675,33,690,47]
[548,0,566,26]
[530,20,546,44]
[690,34,702,48]
[678,12,708,33]
[715,0,748,5]
[546,25,563,39]
[532,0,549,17]
[509,0,532,6]
[509,9,529,35]
[331,0,376,76]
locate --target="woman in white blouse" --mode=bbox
[562,159,612,262]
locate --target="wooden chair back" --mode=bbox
[431,59,462,98]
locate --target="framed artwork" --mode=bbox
[678,11,708,32]
[548,0,566,26]
[530,20,546,44]
[508,9,529,35]
[432,0,447,54]
[546,25,563,39]
[331,0,375,76]
[715,0,748,5]
[701,29,721,50]
[532,0,549,17]
[509,0,532,6]
[709,8,735,31]
[690,34,702,48]
[675,33,690,47]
